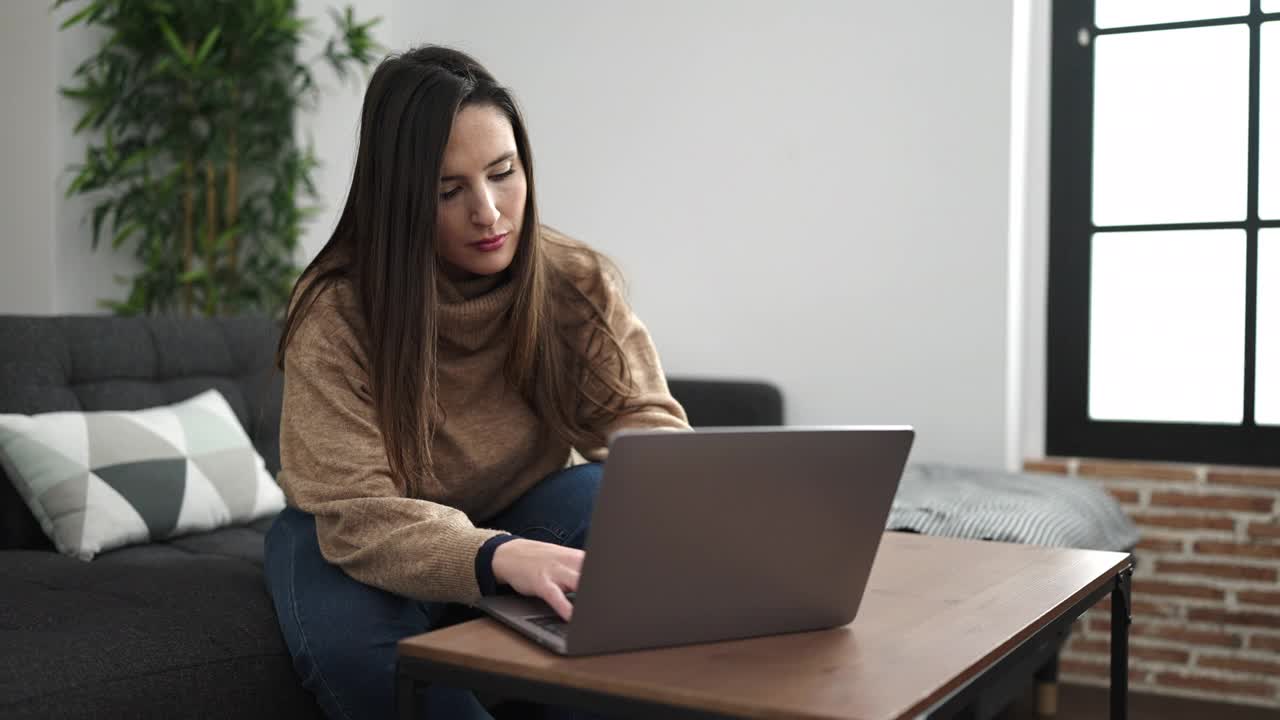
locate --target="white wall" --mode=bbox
[406,0,1018,467]
[0,4,156,315]
[1020,0,1052,463]
[0,5,165,315]
[0,3,57,314]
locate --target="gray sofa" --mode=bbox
[0,314,782,719]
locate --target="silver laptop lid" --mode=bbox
[563,425,914,655]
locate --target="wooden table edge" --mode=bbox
[894,549,1133,718]
[397,621,816,719]
[397,548,1136,720]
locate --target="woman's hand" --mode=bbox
[491,538,584,621]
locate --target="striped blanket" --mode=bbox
[888,463,1139,552]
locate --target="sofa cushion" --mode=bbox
[0,517,321,719]
[0,389,285,560]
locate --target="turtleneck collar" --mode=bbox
[436,271,517,352]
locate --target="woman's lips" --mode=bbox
[471,232,508,252]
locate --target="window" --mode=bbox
[1048,0,1280,465]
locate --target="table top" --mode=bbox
[398,532,1131,720]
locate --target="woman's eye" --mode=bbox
[440,187,461,200]
[491,168,515,181]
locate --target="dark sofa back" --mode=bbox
[0,314,783,552]
[667,378,783,428]
[0,315,283,550]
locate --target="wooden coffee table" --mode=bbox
[397,532,1133,719]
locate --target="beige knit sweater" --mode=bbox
[276,229,689,604]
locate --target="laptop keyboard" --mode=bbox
[525,614,569,637]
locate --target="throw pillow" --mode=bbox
[0,389,285,560]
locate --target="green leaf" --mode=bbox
[213,226,239,252]
[72,103,107,133]
[59,84,98,100]
[194,26,221,67]
[66,164,94,197]
[90,203,112,250]
[279,16,306,35]
[111,220,143,249]
[179,268,207,284]
[58,1,101,30]
[118,147,154,175]
[156,18,191,65]
[104,124,116,163]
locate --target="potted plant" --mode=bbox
[58,0,381,317]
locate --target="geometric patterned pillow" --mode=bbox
[0,389,285,560]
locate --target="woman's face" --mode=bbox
[435,103,527,281]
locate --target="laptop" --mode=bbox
[477,425,914,656]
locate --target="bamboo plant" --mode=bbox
[58,0,380,317]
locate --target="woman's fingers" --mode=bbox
[543,579,574,621]
[539,562,581,621]
[554,563,581,593]
[490,538,587,622]
[559,548,584,574]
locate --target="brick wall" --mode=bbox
[1022,458,1280,709]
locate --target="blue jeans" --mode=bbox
[264,463,604,720]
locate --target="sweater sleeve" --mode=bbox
[573,266,691,462]
[277,301,506,605]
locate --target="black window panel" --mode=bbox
[1047,0,1280,466]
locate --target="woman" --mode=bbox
[264,45,689,719]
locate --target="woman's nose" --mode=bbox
[470,188,500,227]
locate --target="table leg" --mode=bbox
[1033,654,1059,717]
[1109,568,1132,720]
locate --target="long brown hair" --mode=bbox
[276,46,637,498]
